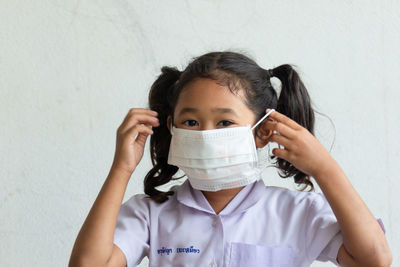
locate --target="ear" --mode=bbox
[167,115,172,133]
[254,120,273,148]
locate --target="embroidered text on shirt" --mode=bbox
[156,245,201,255]
[176,246,200,254]
[157,247,173,255]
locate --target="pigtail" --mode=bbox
[271,64,315,190]
[144,66,181,203]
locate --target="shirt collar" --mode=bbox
[175,179,267,216]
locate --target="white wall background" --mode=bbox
[1,0,399,266]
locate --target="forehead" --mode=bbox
[174,78,248,114]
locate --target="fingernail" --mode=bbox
[266,108,275,114]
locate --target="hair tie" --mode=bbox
[267,68,274,78]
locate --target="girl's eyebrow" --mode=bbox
[177,107,238,117]
[211,107,239,117]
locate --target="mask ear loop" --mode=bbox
[252,109,275,170]
[251,109,275,131]
[255,109,283,151]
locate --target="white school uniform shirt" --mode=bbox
[113,179,343,267]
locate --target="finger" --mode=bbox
[134,124,153,147]
[267,109,302,130]
[124,124,154,142]
[119,113,159,134]
[128,108,158,116]
[121,108,158,127]
[272,148,290,161]
[269,133,292,149]
[262,121,296,139]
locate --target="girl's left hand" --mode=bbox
[261,109,338,178]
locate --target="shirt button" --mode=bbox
[212,219,218,227]
[209,262,217,267]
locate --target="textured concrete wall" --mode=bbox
[1,1,399,266]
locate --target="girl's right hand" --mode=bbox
[111,108,159,175]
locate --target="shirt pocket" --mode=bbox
[229,242,293,267]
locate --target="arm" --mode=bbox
[68,108,159,267]
[260,109,392,267]
[314,158,391,266]
[68,167,131,267]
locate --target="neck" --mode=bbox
[201,186,245,214]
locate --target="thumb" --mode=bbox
[135,125,152,147]
[136,132,150,147]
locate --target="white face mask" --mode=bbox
[167,109,275,191]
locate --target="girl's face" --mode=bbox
[167,78,271,148]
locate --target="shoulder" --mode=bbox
[120,185,181,214]
[262,186,330,213]
[260,186,338,238]
[265,185,326,203]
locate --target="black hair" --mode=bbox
[145,51,315,203]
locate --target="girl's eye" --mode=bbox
[182,120,233,127]
[218,120,233,127]
[183,120,198,127]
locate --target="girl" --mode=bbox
[69,51,392,267]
